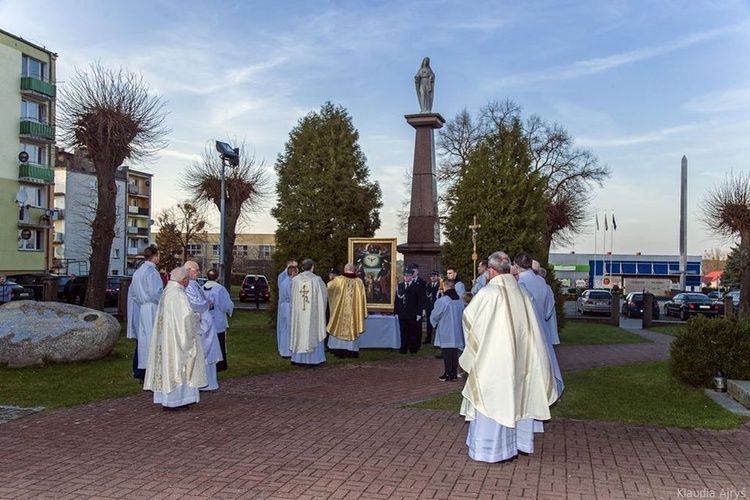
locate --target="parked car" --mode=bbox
[7,273,55,301]
[239,274,270,302]
[576,289,612,315]
[663,293,721,321]
[724,290,740,307]
[621,292,660,319]
[706,290,722,301]
[60,275,88,304]
[105,277,121,307]
[0,279,33,303]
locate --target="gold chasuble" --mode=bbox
[327,274,368,341]
[459,273,557,428]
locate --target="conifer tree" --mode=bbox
[441,118,548,281]
[272,102,382,276]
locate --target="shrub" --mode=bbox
[670,316,750,387]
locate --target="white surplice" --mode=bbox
[186,280,221,390]
[518,269,559,345]
[276,275,292,357]
[430,294,465,349]
[126,261,163,369]
[203,280,234,333]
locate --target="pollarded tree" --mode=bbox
[181,142,270,288]
[441,117,548,282]
[272,102,382,276]
[700,172,750,318]
[58,62,169,310]
[438,99,609,253]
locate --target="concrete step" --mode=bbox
[728,379,750,409]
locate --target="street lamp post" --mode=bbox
[215,141,239,287]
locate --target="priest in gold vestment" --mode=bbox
[326,263,368,358]
[460,251,558,462]
[144,266,207,411]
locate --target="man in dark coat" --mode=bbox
[394,267,425,354]
[424,270,441,344]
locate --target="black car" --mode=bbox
[105,277,120,307]
[7,273,54,301]
[0,279,33,303]
[239,274,270,302]
[622,292,660,319]
[663,293,721,321]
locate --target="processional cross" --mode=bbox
[299,284,310,311]
[469,215,481,283]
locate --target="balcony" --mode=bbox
[127,227,138,234]
[128,185,139,195]
[138,207,149,216]
[137,227,149,236]
[53,232,64,243]
[20,120,55,142]
[19,163,54,184]
[20,76,56,99]
[128,206,139,214]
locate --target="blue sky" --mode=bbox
[2,0,749,258]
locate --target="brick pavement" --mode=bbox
[0,329,748,499]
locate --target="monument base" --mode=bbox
[397,242,441,275]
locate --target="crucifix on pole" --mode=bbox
[469,215,481,284]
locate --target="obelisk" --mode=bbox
[397,57,443,272]
[679,155,687,290]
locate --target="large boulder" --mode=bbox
[0,301,120,368]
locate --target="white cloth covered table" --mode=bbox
[358,314,400,348]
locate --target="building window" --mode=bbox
[26,186,44,208]
[112,248,121,259]
[22,55,47,81]
[20,142,46,166]
[259,245,274,258]
[212,245,219,257]
[186,243,202,256]
[18,229,44,251]
[233,245,248,256]
[21,99,48,123]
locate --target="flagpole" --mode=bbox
[594,210,598,288]
[610,209,615,283]
[603,209,608,286]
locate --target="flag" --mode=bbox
[595,213,599,231]
[604,213,609,231]
[612,213,617,231]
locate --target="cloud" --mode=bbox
[684,87,750,113]
[493,22,749,88]
[578,123,700,148]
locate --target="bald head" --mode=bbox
[184,260,200,280]
[344,263,355,274]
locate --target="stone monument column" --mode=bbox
[398,57,443,273]
[397,113,444,272]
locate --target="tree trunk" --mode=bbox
[84,168,117,310]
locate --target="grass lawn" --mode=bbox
[409,360,748,430]
[0,310,435,409]
[648,324,686,337]
[559,320,649,346]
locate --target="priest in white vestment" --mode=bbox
[515,253,560,345]
[326,263,368,358]
[203,268,234,372]
[144,266,207,411]
[460,251,558,463]
[277,265,298,357]
[184,260,222,390]
[126,245,163,382]
[290,258,328,366]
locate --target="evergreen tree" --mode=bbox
[721,245,741,290]
[441,118,548,282]
[272,102,382,276]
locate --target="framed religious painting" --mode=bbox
[348,237,397,313]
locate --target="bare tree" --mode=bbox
[181,141,270,288]
[155,203,208,265]
[58,62,169,310]
[437,100,609,252]
[700,172,750,318]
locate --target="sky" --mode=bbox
[2,0,749,259]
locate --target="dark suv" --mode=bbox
[239,275,270,302]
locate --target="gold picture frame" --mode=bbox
[348,237,397,312]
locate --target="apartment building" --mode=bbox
[163,232,276,277]
[0,29,57,273]
[54,149,153,276]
